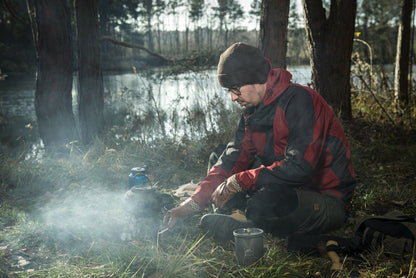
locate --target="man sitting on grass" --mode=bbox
[163,42,356,241]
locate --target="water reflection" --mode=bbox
[0,67,312,151]
[103,69,237,140]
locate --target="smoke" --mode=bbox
[37,186,168,246]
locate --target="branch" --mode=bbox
[100,36,172,62]
[100,36,207,73]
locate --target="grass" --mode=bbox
[1,71,416,277]
[1,117,415,278]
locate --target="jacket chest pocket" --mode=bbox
[251,127,274,161]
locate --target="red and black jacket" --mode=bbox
[192,68,356,209]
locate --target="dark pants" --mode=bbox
[208,145,346,236]
[246,187,346,236]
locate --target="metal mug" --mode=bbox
[233,228,264,266]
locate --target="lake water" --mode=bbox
[0,66,312,147]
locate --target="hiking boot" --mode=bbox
[200,210,254,241]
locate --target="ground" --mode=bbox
[0,117,415,277]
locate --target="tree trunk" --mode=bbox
[208,19,213,51]
[27,0,77,150]
[185,27,189,52]
[303,0,357,121]
[394,0,413,109]
[175,29,180,54]
[195,26,200,50]
[260,0,289,69]
[157,22,162,53]
[147,16,154,51]
[225,28,229,48]
[75,0,104,144]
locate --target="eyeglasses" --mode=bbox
[225,86,242,96]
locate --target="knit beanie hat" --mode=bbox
[217,42,270,88]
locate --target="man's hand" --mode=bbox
[211,175,243,209]
[163,198,200,228]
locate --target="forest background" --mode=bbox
[0,0,407,71]
[0,0,416,277]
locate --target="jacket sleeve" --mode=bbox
[236,88,328,190]
[191,114,256,209]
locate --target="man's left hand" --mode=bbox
[211,175,243,209]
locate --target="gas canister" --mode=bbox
[128,166,149,189]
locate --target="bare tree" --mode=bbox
[27,0,77,150]
[394,0,413,109]
[75,0,104,144]
[249,0,262,31]
[189,0,205,50]
[259,0,290,69]
[213,0,229,48]
[303,0,357,120]
[138,0,165,52]
[166,0,185,54]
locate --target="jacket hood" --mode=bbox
[263,62,292,106]
[242,61,293,125]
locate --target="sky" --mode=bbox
[224,0,303,15]
[162,0,304,31]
